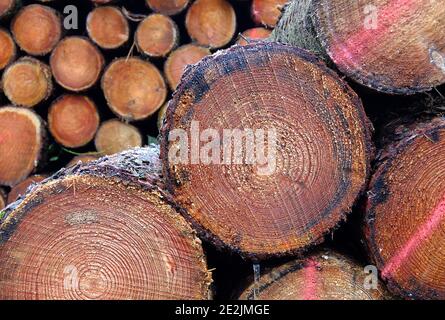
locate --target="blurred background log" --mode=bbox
[7,174,47,204]
[95,119,143,155]
[0,107,45,187]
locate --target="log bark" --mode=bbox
[251,0,288,28]
[11,4,62,56]
[0,146,212,300]
[86,6,129,50]
[101,57,167,121]
[185,0,236,49]
[365,117,445,300]
[7,174,47,204]
[164,44,211,90]
[95,119,143,155]
[2,57,53,108]
[157,102,169,130]
[0,28,16,70]
[48,95,100,148]
[0,106,45,187]
[239,251,389,300]
[160,42,373,259]
[50,36,104,92]
[237,27,272,46]
[269,0,445,94]
[135,14,179,58]
[145,0,189,16]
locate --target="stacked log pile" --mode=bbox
[1,0,445,301]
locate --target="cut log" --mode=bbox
[2,57,53,108]
[270,0,445,94]
[135,14,179,58]
[0,0,18,20]
[365,117,445,300]
[7,174,47,204]
[0,106,45,187]
[160,42,373,259]
[164,44,210,90]
[146,0,189,16]
[67,155,99,168]
[50,37,104,92]
[0,146,212,300]
[185,0,236,49]
[48,95,100,148]
[95,119,143,155]
[86,6,129,50]
[11,4,62,56]
[101,57,167,121]
[251,0,288,28]
[237,27,272,46]
[239,251,388,300]
[0,28,16,70]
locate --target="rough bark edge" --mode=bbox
[0,106,47,186]
[160,41,375,260]
[364,116,445,300]
[239,250,392,300]
[0,145,213,300]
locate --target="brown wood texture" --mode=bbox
[0,146,212,300]
[95,119,143,155]
[365,117,445,300]
[146,0,190,16]
[7,174,47,204]
[160,42,373,259]
[0,28,16,70]
[251,0,287,28]
[0,106,45,187]
[237,27,272,46]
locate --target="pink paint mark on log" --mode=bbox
[302,259,319,300]
[330,0,418,66]
[381,191,445,278]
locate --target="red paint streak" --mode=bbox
[302,260,319,300]
[381,192,445,278]
[330,0,419,66]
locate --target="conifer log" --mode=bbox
[164,44,210,90]
[0,146,212,300]
[50,37,104,92]
[0,28,16,70]
[251,0,288,28]
[270,0,445,94]
[95,119,143,155]
[135,14,179,58]
[160,42,373,259]
[2,57,52,108]
[237,27,272,46]
[7,175,47,204]
[11,4,61,56]
[48,95,100,148]
[146,0,189,16]
[86,6,129,50]
[101,57,167,121]
[185,0,236,49]
[0,107,45,187]
[365,117,445,300]
[240,251,388,300]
